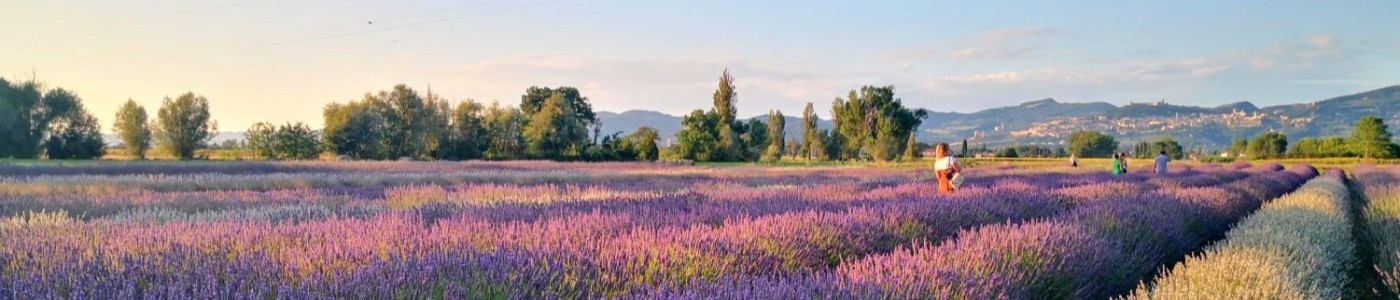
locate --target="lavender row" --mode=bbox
[631,164,1316,299]
[1353,165,1400,295]
[0,167,1263,298]
[0,166,1176,222]
[1129,169,1354,299]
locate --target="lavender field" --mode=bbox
[0,160,1361,299]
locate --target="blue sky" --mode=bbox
[3,1,1399,131]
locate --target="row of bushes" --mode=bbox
[1129,169,1354,299]
[1354,166,1400,295]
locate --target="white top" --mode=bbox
[934,156,958,171]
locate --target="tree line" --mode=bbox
[1225,116,1400,159]
[993,116,1398,160]
[5,73,1399,162]
[670,70,930,163]
[310,84,659,162]
[1,78,217,160]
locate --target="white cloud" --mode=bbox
[406,34,1377,117]
[431,53,857,116]
[882,27,1059,62]
[1127,60,1232,79]
[1308,34,1336,49]
[973,27,1058,44]
[929,71,1028,84]
[947,46,1036,60]
[1244,35,1357,76]
[909,33,1380,111]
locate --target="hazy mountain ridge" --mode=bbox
[597,110,834,145]
[599,85,1400,149]
[120,86,1398,150]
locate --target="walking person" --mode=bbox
[1070,154,1079,167]
[933,143,963,194]
[1155,150,1171,175]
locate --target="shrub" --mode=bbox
[1129,171,1355,299]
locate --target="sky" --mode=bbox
[3,1,1400,132]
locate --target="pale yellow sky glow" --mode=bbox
[4,1,1398,134]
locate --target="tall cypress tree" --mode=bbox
[712,69,740,161]
[801,102,826,160]
[764,110,786,162]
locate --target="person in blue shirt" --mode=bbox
[1154,151,1171,175]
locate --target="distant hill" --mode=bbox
[598,110,833,145]
[1263,85,1400,138]
[1215,101,1259,114]
[597,85,1400,150]
[103,132,244,147]
[118,86,1398,151]
[923,98,1116,139]
[597,110,683,140]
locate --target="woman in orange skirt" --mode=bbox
[933,143,962,194]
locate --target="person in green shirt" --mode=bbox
[1112,153,1124,175]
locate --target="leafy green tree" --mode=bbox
[1006,144,1059,158]
[830,96,861,160]
[1131,141,1151,158]
[712,69,741,161]
[800,102,827,160]
[520,86,596,127]
[42,92,105,160]
[273,122,321,160]
[482,101,524,160]
[785,136,800,158]
[628,126,660,162]
[830,86,926,162]
[1151,137,1184,159]
[0,79,41,158]
[762,110,786,162]
[322,100,388,160]
[669,70,755,163]
[443,100,486,160]
[113,99,152,159]
[420,91,454,160]
[379,85,446,159]
[1319,137,1352,157]
[672,110,721,161]
[1247,132,1288,158]
[823,130,842,161]
[998,147,1020,158]
[523,94,574,159]
[248,122,320,160]
[0,79,80,159]
[1229,137,1248,157]
[154,92,218,160]
[1066,131,1119,158]
[519,87,594,159]
[742,119,769,160]
[901,133,919,161]
[246,122,277,159]
[1289,137,1318,157]
[589,132,630,161]
[320,85,452,160]
[0,78,29,157]
[1349,116,1399,159]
